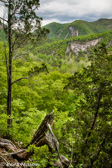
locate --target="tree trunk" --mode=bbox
[7,0,12,128]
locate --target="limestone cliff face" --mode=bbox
[69,27,78,37]
[57,26,79,39]
[66,38,102,56]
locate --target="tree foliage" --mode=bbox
[0,0,49,128]
[0,10,112,166]
[65,43,112,167]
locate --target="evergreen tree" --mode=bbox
[0,0,48,128]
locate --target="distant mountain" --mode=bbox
[33,31,112,62]
[44,18,112,40]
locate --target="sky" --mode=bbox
[37,0,112,25]
[0,0,112,26]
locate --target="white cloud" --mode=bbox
[41,18,74,26]
[0,6,4,18]
[0,0,112,26]
[38,0,112,25]
[0,2,8,22]
[41,18,61,26]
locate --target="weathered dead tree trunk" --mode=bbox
[0,112,69,168]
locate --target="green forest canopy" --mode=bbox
[0,20,112,167]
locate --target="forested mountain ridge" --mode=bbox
[44,18,112,40]
[33,31,112,62]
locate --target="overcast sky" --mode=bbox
[38,0,112,25]
[0,0,112,26]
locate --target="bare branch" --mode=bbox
[0,156,8,164]
[47,123,63,168]
[12,77,29,85]
[12,53,27,61]
[0,16,8,22]
[0,138,17,149]
[0,138,17,152]
[2,149,26,156]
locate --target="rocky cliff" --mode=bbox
[66,38,102,56]
[44,18,112,40]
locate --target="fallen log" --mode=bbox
[0,112,69,167]
[0,138,17,152]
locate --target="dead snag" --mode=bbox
[1,112,69,167]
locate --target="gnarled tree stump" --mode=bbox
[0,112,69,168]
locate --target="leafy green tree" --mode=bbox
[65,43,112,167]
[0,0,48,128]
